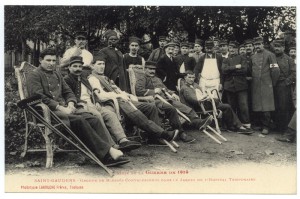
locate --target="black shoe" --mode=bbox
[179,132,196,143]
[236,128,254,135]
[103,156,130,167]
[276,135,294,143]
[161,129,179,141]
[118,140,141,152]
[199,115,213,130]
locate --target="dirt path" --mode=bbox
[5,129,297,193]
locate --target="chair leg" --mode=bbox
[42,127,54,168]
[203,130,222,144]
[20,122,30,158]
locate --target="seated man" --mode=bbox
[88,56,178,143]
[64,56,141,151]
[27,48,129,167]
[135,61,214,142]
[179,70,253,134]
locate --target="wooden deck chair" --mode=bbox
[14,62,77,168]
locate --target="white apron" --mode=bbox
[199,57,220,98]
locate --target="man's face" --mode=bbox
[181,46,189,55]
[206,46,213,53]
[229,46,238,55]
[189,47,195,54]
[159,40,167,48]
[245,43,254,54]
[174,46,180,56]
[289,49,296,59]
[254,42,264,52]
[145,67,156,77]
[194,44,202,53]
[274,45,284,55]
[40,55,56,71]
[165,46,174,56]
[108,36,119,47]
[69,62,83,76]
[92,61,106,74]
[239,47,246,55]
[219,44,228,54]
[129,42,139,54]
[75,37,87,49]
[184,74,196,85]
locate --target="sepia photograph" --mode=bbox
[2,0,297,196]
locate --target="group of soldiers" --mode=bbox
[26,30,296,168]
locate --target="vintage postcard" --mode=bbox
[2,0,298,197]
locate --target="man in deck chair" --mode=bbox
[87,56,179,144]
[179,70,253,135]
[135,61,214,143]
[64,56,141,152]
[27,48,130,167]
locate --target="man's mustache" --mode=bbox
[74,70,82,74]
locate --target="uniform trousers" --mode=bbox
[53,110,112,160]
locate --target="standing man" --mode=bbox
[289,44,296,64]
[250,37,280,135]
[147,36,167,63]
[272,39,296,133]
[64,56,141,151]
[175,42,197,74]
[60,31,93,70]
[219,40,229,58]
[189,39,205,64]
[27,48,129,166]
[194,40,223,98]
[156,42,179,91]
[95,30,129,92]
[123,36,146,93]
[239,43,246,56]
[222,41,251,129]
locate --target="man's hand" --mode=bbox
[67,102,77,113]
[219,84,223,91]
[154,88,162,94]
[57,105,73,115]
[171,93,180,101]
[235,64,241,69]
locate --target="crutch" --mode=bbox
[17,96,114,177]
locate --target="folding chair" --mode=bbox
[178,79,227,144]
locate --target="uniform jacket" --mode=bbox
[27,66,77,111]
[147,47,165,63]
[174,54,196,72]
[221,54,249,92]
[251,49,280,111]
[179,82,202,112]
[95,47,129,92]
[194,53,223,83]
[156,54,179,91]
[275,53,296,87]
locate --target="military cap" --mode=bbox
[180,42,190,48]
[93,55,106,64]
[244,39,253,45]
[289,44,296,50]
[219,40,228,46]
[104,30,118,40]
[189,42,194,48]
[253,37,264,44]
[229,41,240,48]
[173,41,180,47]
[273,39,285,47]
[164,42,176,49]
[129,36,141,45]
[75,31,87,39]
[159,36,167,41]
[194,39,203,46]
[213,37,220,42]
[69,56,84,66]
[145,61,157,69]
[239,43,245,48]
[205,40,214,47]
